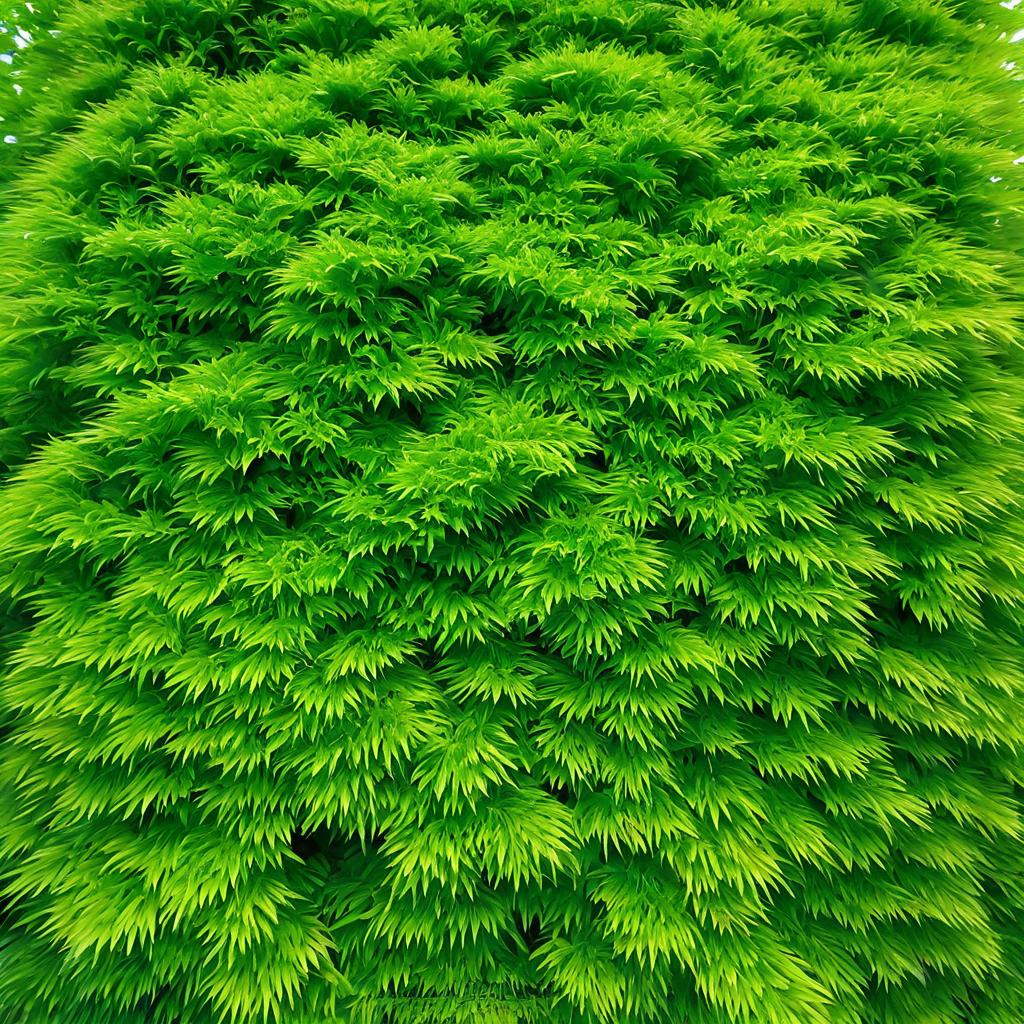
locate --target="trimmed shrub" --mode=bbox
[1,2,1024,1022]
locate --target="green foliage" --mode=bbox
[1,1,1024,1022]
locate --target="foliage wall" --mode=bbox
[1,2,1024,1022]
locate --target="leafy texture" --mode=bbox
[2,2,1024,1022]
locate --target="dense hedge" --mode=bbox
[1,2,1024,1022]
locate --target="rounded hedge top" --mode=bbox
[2,2,1024,1023]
